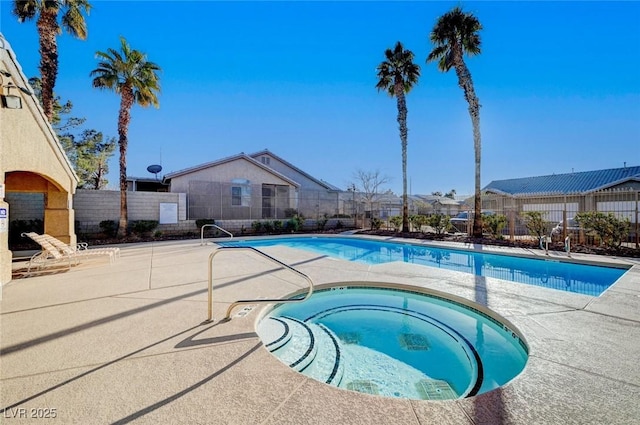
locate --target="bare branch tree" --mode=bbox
[352,169,391,217]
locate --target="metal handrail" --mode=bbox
[207,246,314,322]
[200,224,233,245]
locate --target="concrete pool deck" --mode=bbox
[1,235,639,424]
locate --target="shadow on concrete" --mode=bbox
[472,256,506,425]
[1,255,326,356]
[0,319,253,414]
[112,342,263,424]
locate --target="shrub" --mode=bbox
[195,218,215,229]
[262,221,274,233]
[521,211,548,242]
[427,214,451,235]
[389,216,402,231]
[99,220,117,238]
[317,214,328,230]
[483,214,507,239]
[410,214,428,233]
[154,230,163,238]
[335,220,344,229]
[273,220,283,232]
[575,211,630,249]
[251,221,263,233]
[370,217,382,230]
[285,215,303,232]
[130,220,159,235]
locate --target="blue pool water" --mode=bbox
[256,285,529,400]
[220,237,627,296]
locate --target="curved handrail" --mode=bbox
[207,246,314,322]
[200,224,233,245]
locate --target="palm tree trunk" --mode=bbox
[116,87,134,238]
[395,83,410,233]
[36,7,59,122]
[453,59,483,238]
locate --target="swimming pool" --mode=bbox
[256,283,529,400]
[220,236,627,296]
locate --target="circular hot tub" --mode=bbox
[256,283,528,400]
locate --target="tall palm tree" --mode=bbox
[90,36,161,237]
[376,41,420,233]
[427,6,484,238]
[12,0,91,122]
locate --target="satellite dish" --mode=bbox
[147,164,162,179]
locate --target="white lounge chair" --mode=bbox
[21,232,72,273]
[42,234,119,265]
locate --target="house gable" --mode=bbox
[250,149,340,191]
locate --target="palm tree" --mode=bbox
[376,41,420,233]
[12,0,91,122]
[90,36,161,237]
[427,6,484,238]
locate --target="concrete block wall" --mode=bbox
[5,193,44,221]
[74,190,187,234]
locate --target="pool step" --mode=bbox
[257,317,292,352]
[269,316,318,372]
[258,316,345,386]
[299,323,344,386]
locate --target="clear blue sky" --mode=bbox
[2,1,639,196]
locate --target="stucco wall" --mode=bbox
[169,157,295,193]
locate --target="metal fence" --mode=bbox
[475,189,639,247]
[186,181,344,221]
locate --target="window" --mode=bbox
[231,186,242,206]
[261,156,270,165]
[230,179,251,207]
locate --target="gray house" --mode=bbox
[163,150,341,220]
[481,165,640,242]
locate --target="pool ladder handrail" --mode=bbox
[206,246,314,322]
[200,224,233,245]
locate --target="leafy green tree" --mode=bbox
[427,213,451,235]
[522,211,549,243]
[30,76,113,188]
[576,212,630,249]
[483,213,507,239]
[72,130,116,189]
[427,6,484,237]
[13,0,91,122]
[410,214,428,232]
[376,41,420,233]
[91,36,161,237]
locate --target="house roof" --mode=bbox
[249,149,341,191]
[162,153,301,187]
[483,165,640,196]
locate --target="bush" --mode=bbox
[410,214,428,233]
[427,214,451,235]
[521,211,548,242]
[576,211,630,249]
[317,214,328,230]
[99,220,117,238]
[262,221,274,233]
[273,220,283,232]
[370,217,382,230]
[335,220,344,229]
[389,216,402,231]
[130,220,159,235]
[195,218,215,229]
[285,215,303,232]
[251,221,263,233]
[483,214,507,239]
